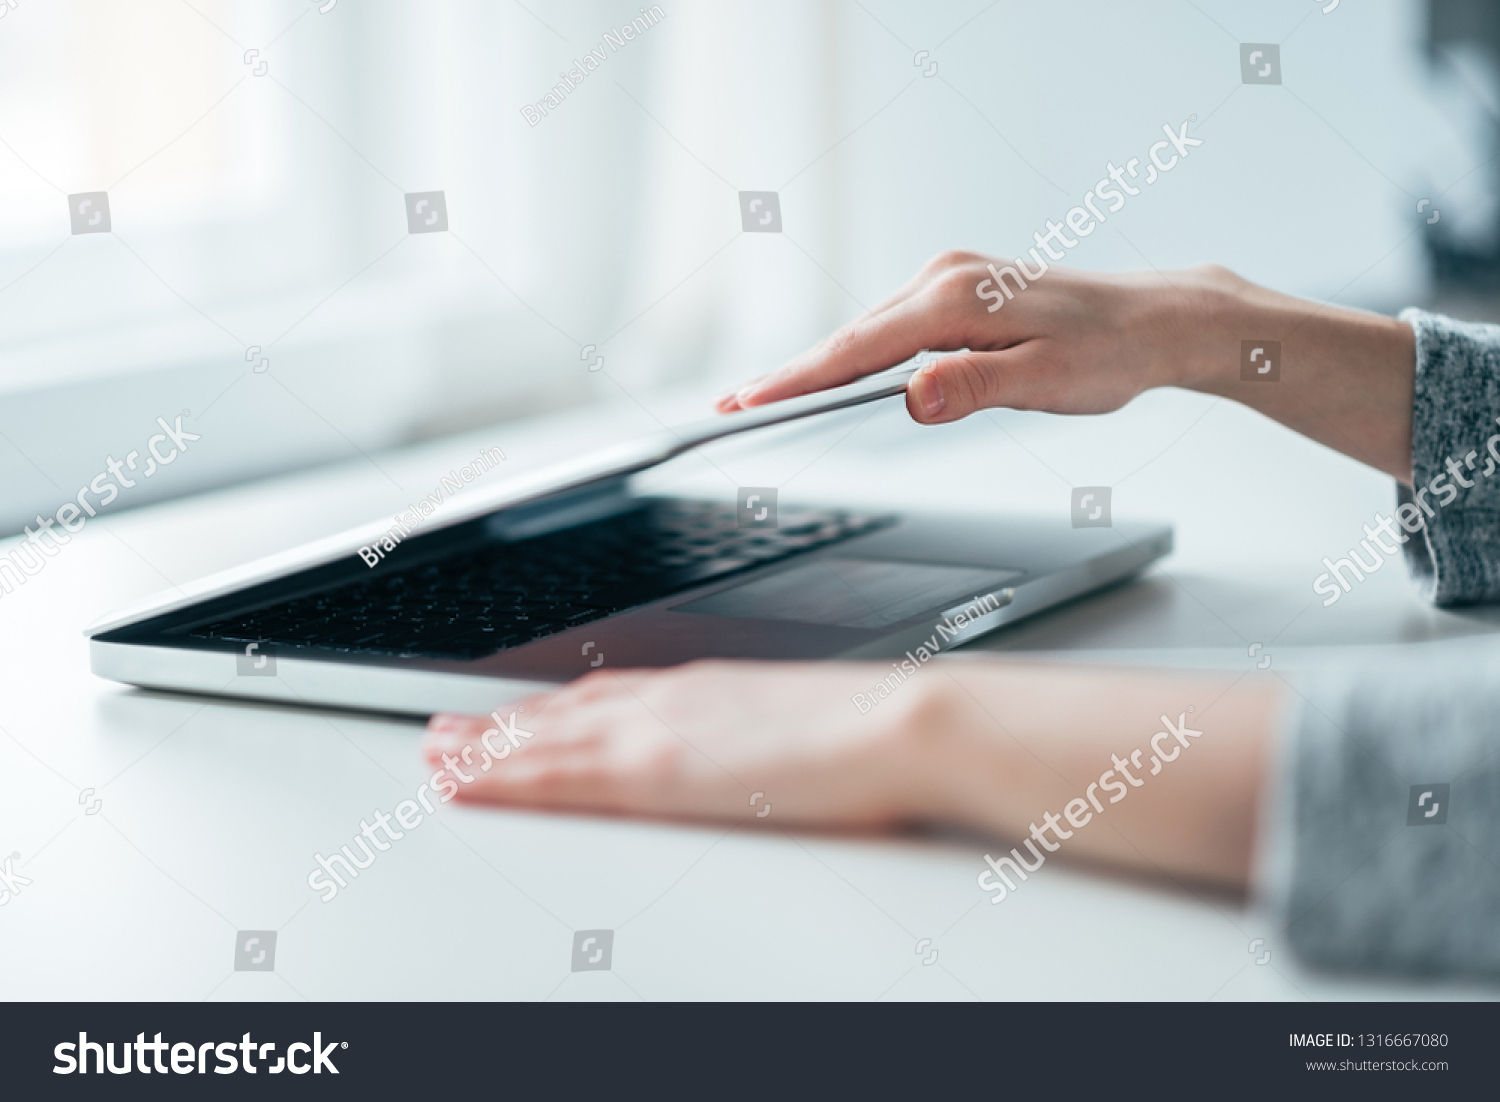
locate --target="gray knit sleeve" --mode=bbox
[1397,308,1500,604]
[1272,651,1500,978]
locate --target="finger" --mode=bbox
[433,747,622,811]
[904,348,1037,424]
[420,715,699,817]
[732,296,951,410]
[712,266,941,413]
[420,714,595,795]
[425,702,591,754]
[727,255,980,411]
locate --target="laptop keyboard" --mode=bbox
[190,499,893,660]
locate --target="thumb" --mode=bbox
[905,351,1020,424]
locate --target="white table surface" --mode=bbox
[3,377,1495,1001]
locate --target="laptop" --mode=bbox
[87,367,1172,716]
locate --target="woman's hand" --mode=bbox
[421,657,1280,890]
[714,253,1221,422]
[715,251,1416,482]
[421,660,957,830]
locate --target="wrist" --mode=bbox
[893,672,1033,836]
[887,674,993,828]
[1166,265,1416,480]
[1137,263,1253,392]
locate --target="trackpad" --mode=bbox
[672,558,1019,629]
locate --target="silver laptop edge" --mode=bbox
[90,526,1169,717]
[87,363,1172,717]
[85,367,918,637]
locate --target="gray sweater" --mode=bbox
[1269,308,1500,978]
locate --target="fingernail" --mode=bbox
[735,383,762,406]
[429,713,465,732]
[911,367,945,418]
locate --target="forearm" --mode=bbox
[920,663,1283,889]
[1154,266,1416,483]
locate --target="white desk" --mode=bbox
[2,381,1494,1001]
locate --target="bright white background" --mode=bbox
[0,0,1491,532]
